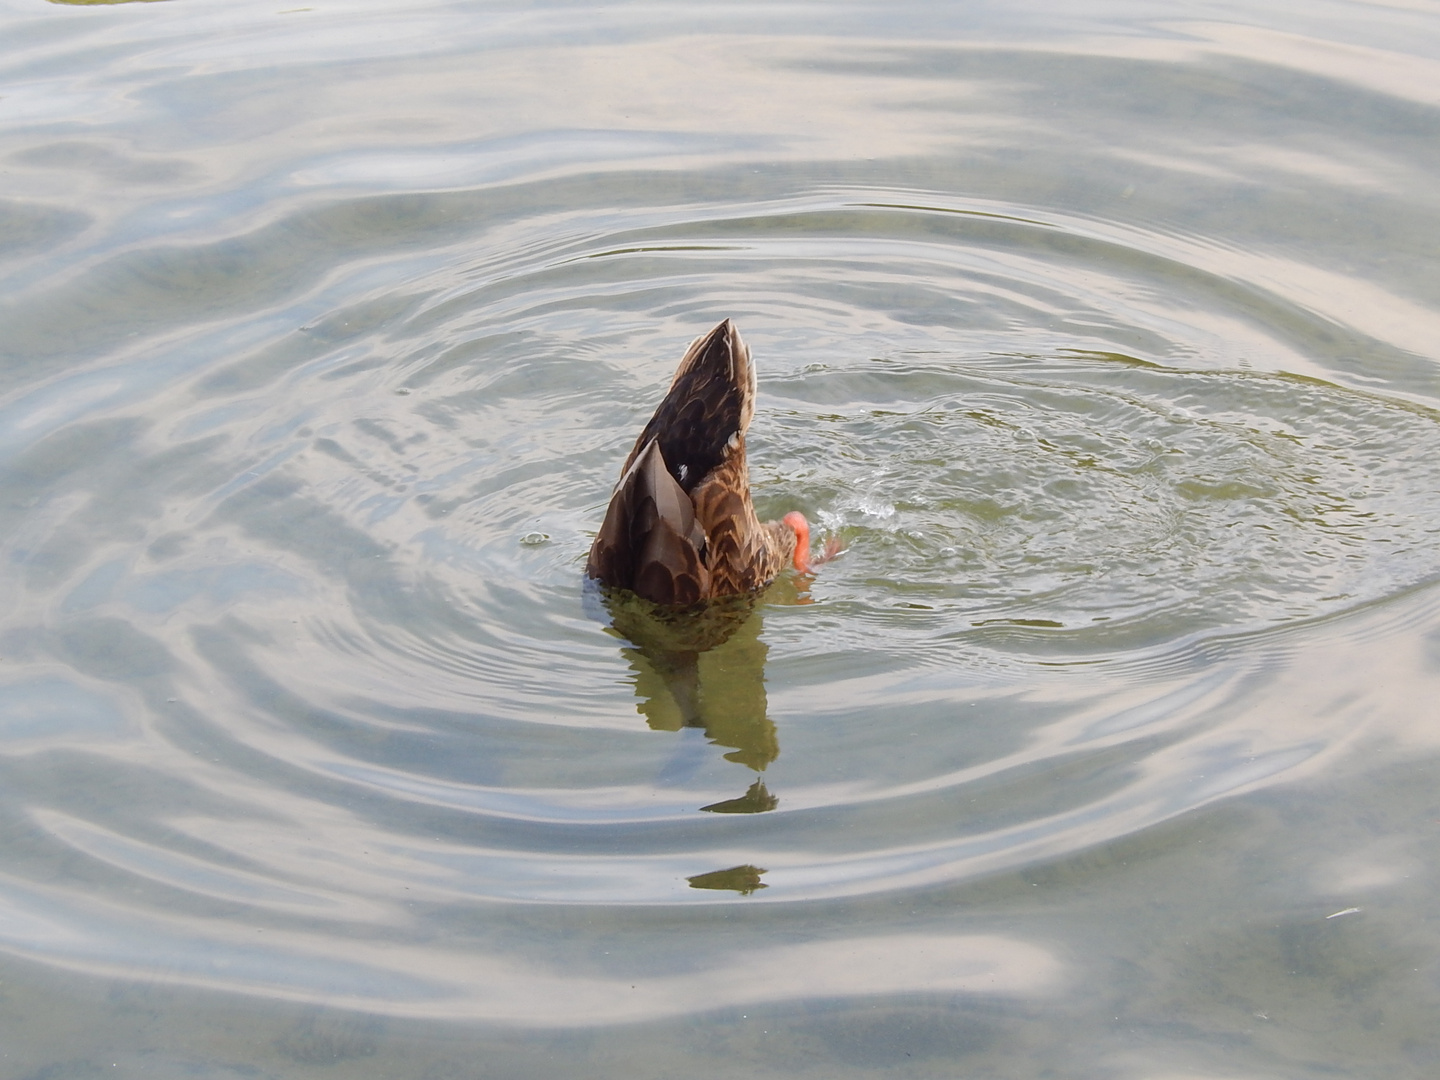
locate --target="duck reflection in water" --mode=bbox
[603,590,779,813]
[586,320,839,817]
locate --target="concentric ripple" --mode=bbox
[14,188,1438,915]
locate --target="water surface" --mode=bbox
[2,0,1439,1076]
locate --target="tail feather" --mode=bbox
[621,319,751,494]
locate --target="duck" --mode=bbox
[587,319,827,606]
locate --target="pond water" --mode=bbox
[2,0,1439,1075]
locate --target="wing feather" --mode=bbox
[587,439,710,605]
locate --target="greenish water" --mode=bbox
[1,0,1439,1076]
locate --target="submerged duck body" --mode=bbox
[586,319,816,606]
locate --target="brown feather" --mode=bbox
[690,441,794,595]
[587,320,797,604]
[619,319,754,490]
[588,439,710,606]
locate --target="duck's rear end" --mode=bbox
[587,320,810,606]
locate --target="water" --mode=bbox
[2,0,1439,1075]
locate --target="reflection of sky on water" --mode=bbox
[0,676,129,743]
